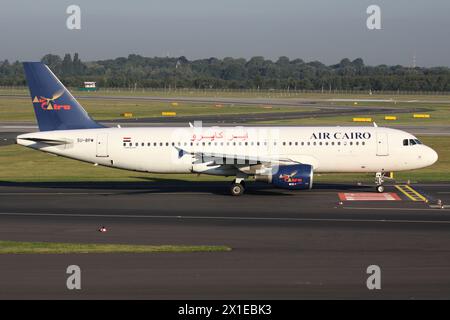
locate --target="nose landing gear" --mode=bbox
[375,172,386,193]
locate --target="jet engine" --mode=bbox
[255,164,313,190]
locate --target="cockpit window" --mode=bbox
[404,138,423,146]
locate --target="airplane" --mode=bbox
[17,62,438,196]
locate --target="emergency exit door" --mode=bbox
[376,133,389,156]
[96,134,109,157]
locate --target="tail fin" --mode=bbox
[23,62,103,131]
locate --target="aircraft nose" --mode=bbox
[427,147,438,165]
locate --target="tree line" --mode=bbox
[0,53,449,92]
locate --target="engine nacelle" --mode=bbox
[255,164,313,190]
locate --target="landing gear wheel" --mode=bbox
[230,182,245,196]
[375,172,386,194]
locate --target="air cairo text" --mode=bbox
[310,132,372,140]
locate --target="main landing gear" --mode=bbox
[375,172,386,193]
[230,177,246,196]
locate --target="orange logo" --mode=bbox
[32,90,71,111]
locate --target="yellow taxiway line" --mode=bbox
[395,185,428,202]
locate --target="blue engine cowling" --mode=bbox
[271,164,313,190]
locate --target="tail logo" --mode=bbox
[32,90,71,111]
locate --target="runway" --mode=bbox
[1,182,450,299]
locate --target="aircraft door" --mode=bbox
[376,133,389,156]
[96,133,109,157]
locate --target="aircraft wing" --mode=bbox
[177,147,300,167]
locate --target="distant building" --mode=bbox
[79,81,97,92]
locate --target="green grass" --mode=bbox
[0,97,313,122]
[2,87,450,100]
[0,240,231,254]
[256,101,450,126]
[2,88,450,125]
[0,136,448,183]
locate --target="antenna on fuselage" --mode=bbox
[189,122,193,128]
[373,122,378,127]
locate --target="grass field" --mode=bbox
[251,99,450,126]
[1,95,450,126]
[2,87,450,100]
[2,87,450,125]
[0,97,315,122]
[0,240,231,254]
[0,136,448,183]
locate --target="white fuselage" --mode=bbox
[16,126,438,176]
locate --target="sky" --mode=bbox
[0,0,449,67]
